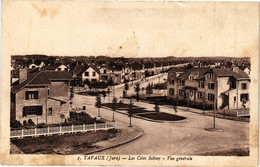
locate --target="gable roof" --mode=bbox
[11,71,72,93]
[212,68,250,79]
[177,68,211,80]
[72,65,84,75]
[80,64,100,74]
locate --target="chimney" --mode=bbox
[231,66,240,73]
[19,69,27,83]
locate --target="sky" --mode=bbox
[2,1,259,58]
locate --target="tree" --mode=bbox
[107,87,110,103]
[95,95,102,117]
[173,101,177,115]
[122,90,126,103]
[128,100,134,127]
[111,97,118,122]
[154,101,160,112]
[185,90,190,110]
[70,86,74,100]
[124,82,129,97]
[135,82,140,106]
[102,90,107,103]
[202,92,207,115]
[146,83,153,99]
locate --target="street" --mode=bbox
[72,73,249,155]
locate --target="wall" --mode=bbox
[15,86,48,124]
[82,67,99,82]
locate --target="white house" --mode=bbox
[81,64,100,83]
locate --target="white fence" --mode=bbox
[11,122,115,139]
[237,110,250,117]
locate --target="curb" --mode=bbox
[83,127,144,155]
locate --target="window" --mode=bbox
[104,70,106,74]
[85,72,89,76]
[58,68,61,71]
[170,80,175,85]
[48,89,50,96]
[189,76,194,81]
[25,91,38,100]
[208,73,214,79]
[234,96,236,102]
[240,94,249,102]
[241,83,247,90]
[208,93,215,101]
[64,68,68,71]
[198,81,205,88]
[32,65,36,69]
[198,92,203,99]
[23,106,43,117]
[93,72,96,76]
[208,83,215,90]
[179,89,185,96]
[180,80,185,86]
[48,108,53,115]
[169,88,174,96]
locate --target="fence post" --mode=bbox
[105,122,107,130]
[113,121,115,128]
[72,124,74,133]
[60,125,62,135]
[35,128,37,137]
[83,124,85,131]
[21,129,24,139]
[48,126,50,136]
[94,123,97,131]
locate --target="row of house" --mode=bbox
[167,66,250,110]
[12,60,176,86]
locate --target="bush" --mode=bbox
[37,123,47,128]
[23,120,27,125]
[28,119,35,126]
[11,120,22,129]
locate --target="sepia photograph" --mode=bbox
[1,1,259,166]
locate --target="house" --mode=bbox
[44,63,69,72]
[11,70,73,125]
[71,64,85,86]
[80,64,100,84]
[144,62,155,77]
[130,62,144,81]
[167,67,250,110]
[109,64,125,84]
[154,62,162,74]
[99,64,113,82]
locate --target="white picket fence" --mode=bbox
[11,122,115,139]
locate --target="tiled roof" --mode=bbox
[177,68,210,80]
[213,68,249,79]
[80,64,101,74]
[44,63,62,70]
[11,70,72,93]
[72,65,84,75]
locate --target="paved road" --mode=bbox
[72,76,249,155]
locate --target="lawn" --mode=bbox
[136,112,186,121]
[11,129,119,154]
[102,103,152,114]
